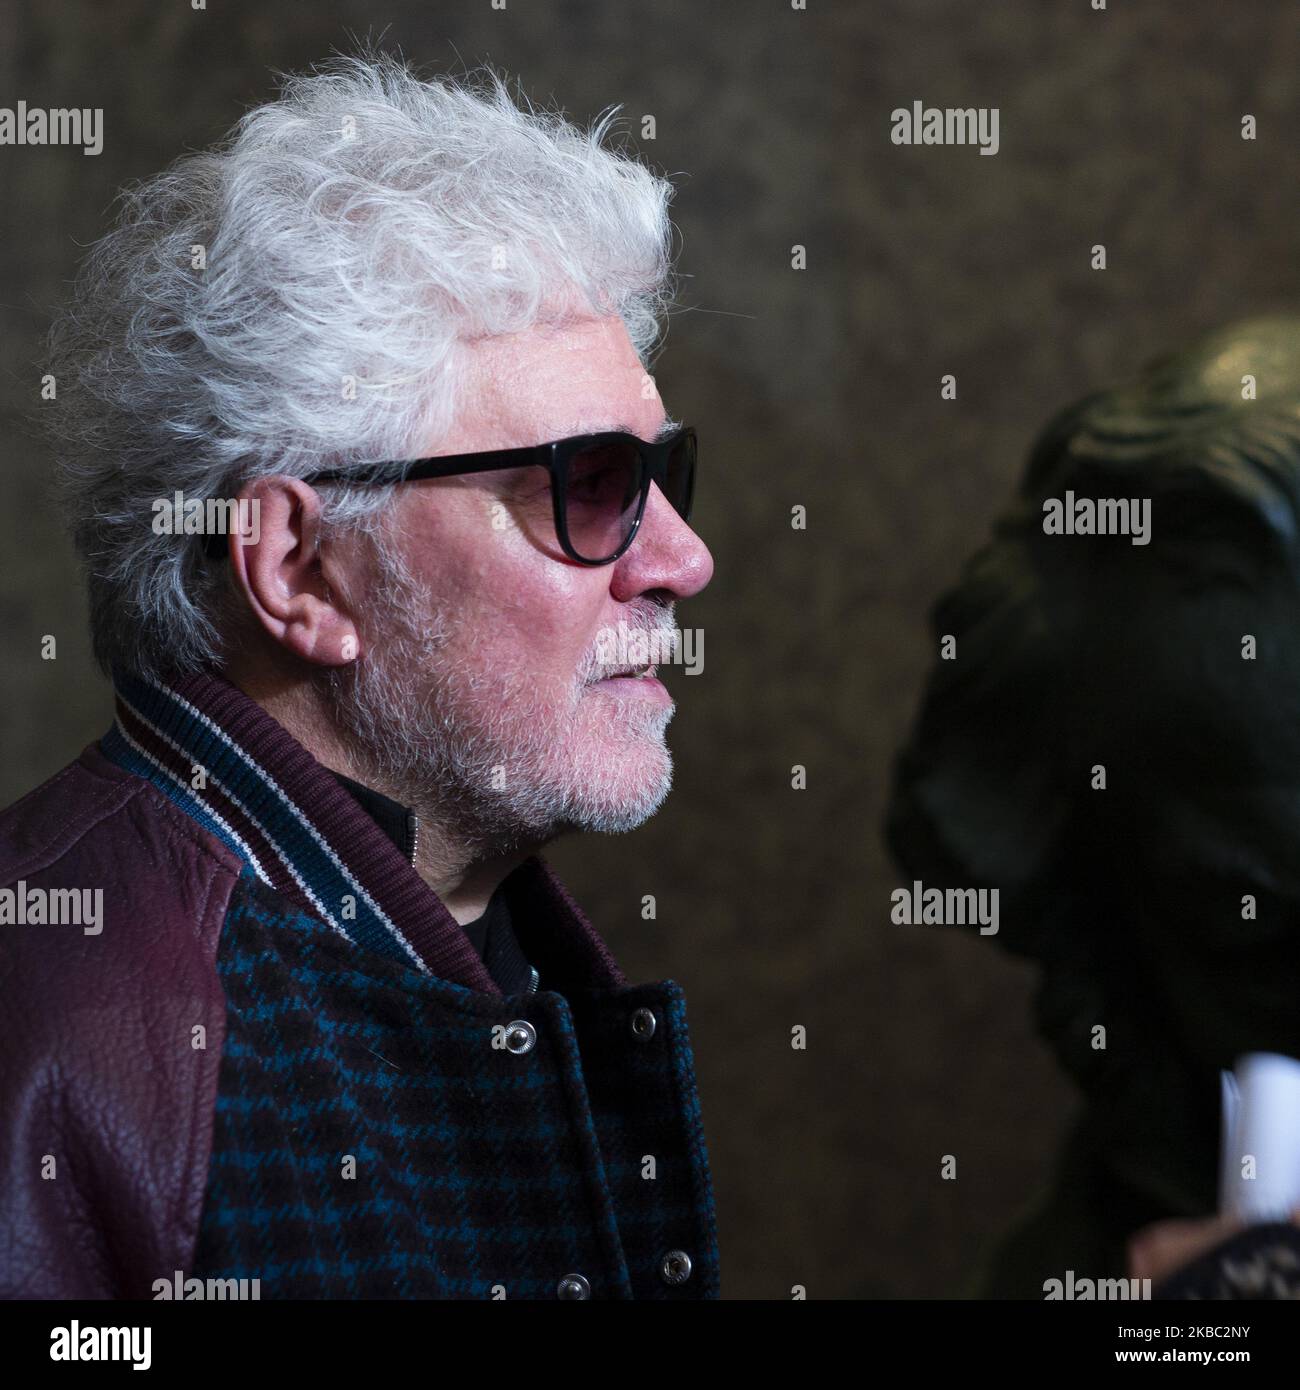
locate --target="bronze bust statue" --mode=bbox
[886,315,1300,1296]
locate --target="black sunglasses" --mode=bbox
[297,425,698,566]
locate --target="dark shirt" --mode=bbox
[329,771,538,995]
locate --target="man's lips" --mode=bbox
[591,663,657,682]
[585,664,670,700]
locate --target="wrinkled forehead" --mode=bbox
[450,313,664,448]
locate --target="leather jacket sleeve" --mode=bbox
[0,747,239,1298]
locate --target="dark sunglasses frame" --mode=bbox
[298,425,697,566]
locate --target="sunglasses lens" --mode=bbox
[664,431,696,521]
[563,439,644,562]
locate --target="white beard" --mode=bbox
[320,534,677,858]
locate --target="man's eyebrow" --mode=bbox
[605,418,680,440]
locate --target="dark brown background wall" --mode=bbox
[2,0,1296,1297]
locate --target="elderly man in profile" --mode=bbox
[0,52,717,1300]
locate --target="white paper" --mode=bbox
[1218,1052,1300,1222]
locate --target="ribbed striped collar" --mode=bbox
[100,666,627,997]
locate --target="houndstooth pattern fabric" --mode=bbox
[190,871,721,1299]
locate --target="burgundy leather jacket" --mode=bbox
[1,738,241,1297]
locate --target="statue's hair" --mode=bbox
[39,47,681,679]
[885,315,1300,1096]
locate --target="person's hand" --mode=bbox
[1126,1207,1300,1285]
[1125,1214,1243,1285]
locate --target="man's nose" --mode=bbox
[610,481,713,600]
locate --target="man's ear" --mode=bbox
[225,476,360,666]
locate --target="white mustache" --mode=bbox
[583,613,677,683]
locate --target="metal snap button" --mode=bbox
[658,1249,692,1285]
[630,1007,657,1040]
[503,1019,537,1055]
[557,1272,591,1300]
